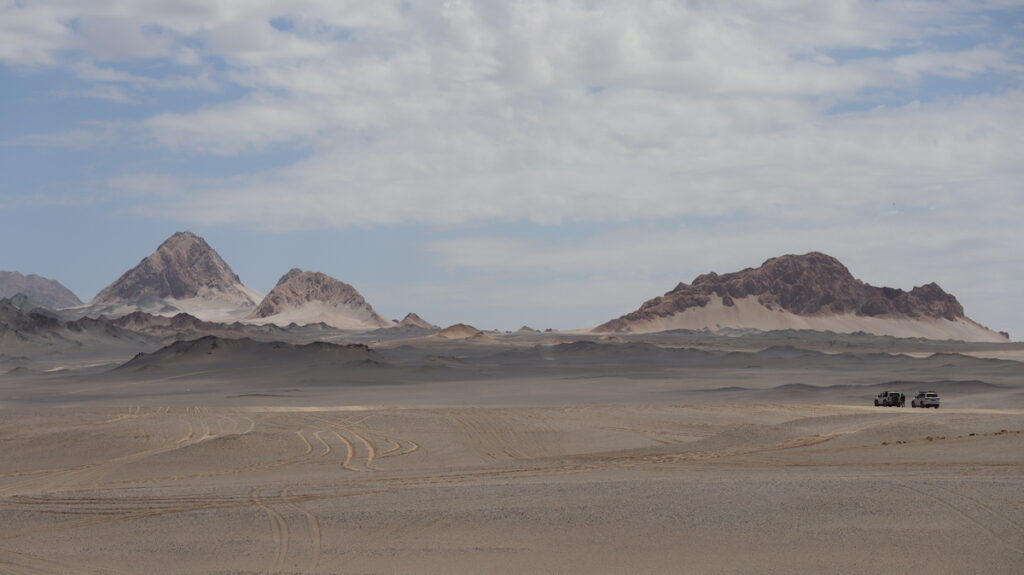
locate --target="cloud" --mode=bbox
[119,87,1024,232]
[7,124,117,148]
[2,1,1022,333]
[25,1,1000,231]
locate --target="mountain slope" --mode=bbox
[0,301,159,355]
[0,271,82,309]
[594,252,1007,342]
[249,269,392,330]
[84,231,259,321]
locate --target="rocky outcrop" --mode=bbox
[249,269,392,330]
[397,313,438,330]
[118,336,376,371]
[0,271,82,309]
[431,323,490,340]
[595,252,1006,342]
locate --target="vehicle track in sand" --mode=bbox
[445,409,555,461]
[282,487,322,571]
[0,548,129,575]
[250,487,289,571]
[121,428,315,485]
[11,411,1006,551]
[0,415,206,496]
[894,481,1024,555]
[309,414,412,472]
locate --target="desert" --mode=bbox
[2,235,1024,573]
[4,4,1024,571]
[3,301,1024,573]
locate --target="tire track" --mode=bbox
[282,487,322,571]
[1,416,203,495]
[894,482,1024,555]
[250,487,290,571]
[310,413,420,468]
[332,430,364,472]
[0,549,129,575]
[313,430,333,457]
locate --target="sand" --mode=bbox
[1,332,1023,574]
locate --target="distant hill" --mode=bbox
[0,300,158,354]
[594,252,1007,342]
[248,268,392,330]
[397,312,438,330]
[0,271,81,309]
[118,336,377,371]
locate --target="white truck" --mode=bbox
[911,391,941,409]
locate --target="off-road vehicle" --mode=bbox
[911,391,940,408]
[874,391,905,407]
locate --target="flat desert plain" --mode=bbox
[2,335,1023,574]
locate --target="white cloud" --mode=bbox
[2,1,1022,333]
[7,124,118,148]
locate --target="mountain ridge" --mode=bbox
[594,252,1006,342]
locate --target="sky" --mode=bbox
[1,1,1022,336]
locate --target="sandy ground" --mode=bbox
[2,331,1024,574]
[1,399,1023,574]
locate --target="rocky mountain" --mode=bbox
[0,271,82,309]
[594,252,1007,342]
[397,313,438,330]
[249,269,392,330]
[85,231,260,322]
[0,300,159,355]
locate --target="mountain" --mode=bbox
[0,271,82,309]
[85,231,260,322]
[0,300,158,355]
[397,313,438,330]
[248,269,392,330]
[594,252,1007,342]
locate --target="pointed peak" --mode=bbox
[158,230,205,249]
[91,231,255,312]
[276,268,310,286]
[398,312,438,329]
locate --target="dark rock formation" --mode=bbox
[0,300,158,352]
[118,335,375,371]
[0,271,82,309]
[596,252,969,333]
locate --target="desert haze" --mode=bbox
[1,233,1023,574]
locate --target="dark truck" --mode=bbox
[874,391,905,407]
